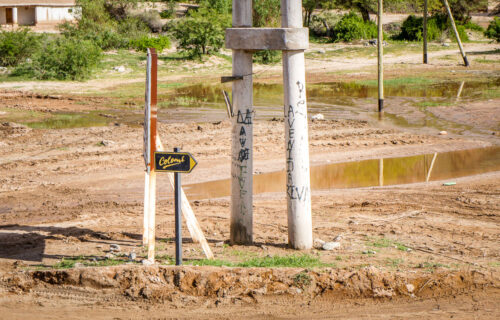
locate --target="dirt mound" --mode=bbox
[3,265,498,304]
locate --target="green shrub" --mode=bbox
[394,13,470,42]
[464,21,484,32]
[253,50,281,64]
[394,14,443,41]
[135,10,163,32]
[60,0,150,50]
[452,24,469,42]
[130,35,171,52]
[0,29,42,67]
[309,12,341,38]
[485,17,500,42]
[14,38,101,81]
[169,8,230,57]
[331,12,378,42]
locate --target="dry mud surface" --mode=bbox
[0,92,499,318]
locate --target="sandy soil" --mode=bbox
[0,43,499,318]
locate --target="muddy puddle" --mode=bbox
[183,146,500,200]
[8,78,498,132]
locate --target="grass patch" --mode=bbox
[187,254,335,268]
[488,262,500,268]
[24,113,109,129]
[417,101,454,108]
[386,258,404,268]
[475,59,500,64]
[52,255,132,269]
[237,254,334,268]
[356,77,435,87]
[366,237,409,251]
[416,262,450,270]
[293,271,312,288]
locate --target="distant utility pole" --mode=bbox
[378,0,384,112]
[442,0,470,66]
[423,0,428,64]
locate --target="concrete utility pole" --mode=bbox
[377,0,384,112]
[230,0,254,244]
[423,0,428,64]
[281,0,313,249]
[442,0,469,66]
[226,0,311,249]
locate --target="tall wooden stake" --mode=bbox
[143,48,157,263]
[442,0,469,66]
[143,172,149,245]
[230,0,253,244]
[423,0,428,64]
[377,0,384,113]
[282,0,312,249]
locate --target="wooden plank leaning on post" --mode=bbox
[156,136,214,259]
[442,0,469,67]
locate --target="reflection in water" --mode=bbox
[184,147,500,200]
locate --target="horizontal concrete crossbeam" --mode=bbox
[226,28,309,51]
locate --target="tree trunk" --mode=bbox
[357,5,370,22]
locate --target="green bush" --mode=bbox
[130,35,171,52]
[395,14,441,41]
[485,17,500,42]
[169,8,230,57]
[0,29,42,67]
[309,12,341,38]
[135,10,163,32]
[464,21,484,32]
[14,38,101,81]
[60,0,150,50]
[394,13,469,42]
[253,50,281,64]
[331,12,378,42]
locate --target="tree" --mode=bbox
[169,8,230,57]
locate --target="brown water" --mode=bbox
[183,146,500,200]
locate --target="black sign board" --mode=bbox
[154,152,197,173]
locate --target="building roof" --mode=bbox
[0,0,75,6]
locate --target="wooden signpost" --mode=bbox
[143,48,213,264]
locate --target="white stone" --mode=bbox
[406,284,415,293]
[438,131,447,135]
[142,259,154,266]
[311,113,325,121]
[109,243,120,252]
[322,242,341,251]
[313,238,325,249]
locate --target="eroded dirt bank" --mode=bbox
[1,265,499,319]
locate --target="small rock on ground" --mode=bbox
[322,242,341,251]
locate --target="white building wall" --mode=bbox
[18,7,36,26]
[0,8,5,25]
[35,6,75,23]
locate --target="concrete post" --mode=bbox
[281,0,312,250]
[442,0,469,66]
[423,0,428,64]
[12,7,18,25]
[230,0,253,244]
[377,0,384,112]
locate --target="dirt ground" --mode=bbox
[0,42,499,318]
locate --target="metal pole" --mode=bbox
[282,0,313,250]
[378,0,384,112]
[423,0,428,64]
[441,0,469,67]
[174,147,182,265]
[230,0,253,245]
